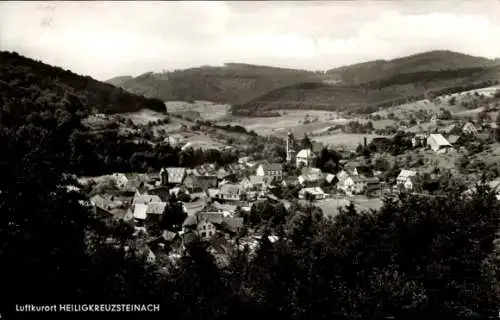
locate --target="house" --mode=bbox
[111,173,129,189]
[336,170,354,193]
[239,177,253,191]
[281,175,299,187]
[197,219,217,239]
[299,187,326,200]
[296,149,316,167]
[238,156,252,165]
[412,134,427,147]
[298,167,324,185]
[427,134,452,152]
[183,176,203,193]
[219,184,243,201]
[89,194,116,210]
[241,175,270,191]
[217,167,231,180]
[404,175,422,191]
[350,176,367,195]
[133,201,167,220]
[133,194,162,205]
[222,217,244,234]
[325,173,337,185]
[462,122,478,136]
[350,166,373,177]
[196,175,218,188]
[160,167,187,186]
[365,177,381,194]
[169,186,190,199]
[441,124,461,135]
[204,187,219,199]
[256,163,283,181]
[396,169,417,186]
[446,134,461,145]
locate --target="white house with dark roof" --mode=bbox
[397,169,417,186]
[256,163,283,181]
[296,149,316,167]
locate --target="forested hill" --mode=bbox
[107,63,322,105]
[326,50,500,85]
[233,51,500,115]
[0,51,166,114]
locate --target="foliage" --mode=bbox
[0,51,165,114]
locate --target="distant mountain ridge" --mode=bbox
[108,63,322,105]
[0,51,165,114]
[106,50,500,115]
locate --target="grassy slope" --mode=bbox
[0,51,166,114]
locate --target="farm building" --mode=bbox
[427,134,451,152]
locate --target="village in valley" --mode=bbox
[79,87,500,270]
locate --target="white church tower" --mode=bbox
[286,130,296,163]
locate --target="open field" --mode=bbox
[171,131,226,151]
[311,133,386,150]
[165,100,230,121]
[222,109,347,137]
[121,109,168,125]
[315,195,383,217]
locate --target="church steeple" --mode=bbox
[286,130,296,163]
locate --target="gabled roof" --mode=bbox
[447,134,460,144]
[299,187,325,195]
[147,202,167,215]
[365,177,380,184]
[397,169,417,180]
[297,149,314,158]
[301,167,322,176]
[220,184,241,195]
[133,194,162,205]
[428,134,451,147]
[166,167,187,184]
[325,173,336,183]
[222,217,244,232]
[90,194,114,209]
[162,230,177,242]
[260,163,283,171]
[207,188,220,198]
[183,175,201,189]
[198,212,224,224]
[249,175,270,185]
[182,215,198,227]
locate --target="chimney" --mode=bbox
[363,137,367,148]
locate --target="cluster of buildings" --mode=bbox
[408,121,482,153]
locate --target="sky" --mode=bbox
[1,1,500,81]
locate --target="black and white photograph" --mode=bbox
[1,0,500,318]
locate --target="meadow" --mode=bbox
[311,133,386,150]
[165,100,230,121]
